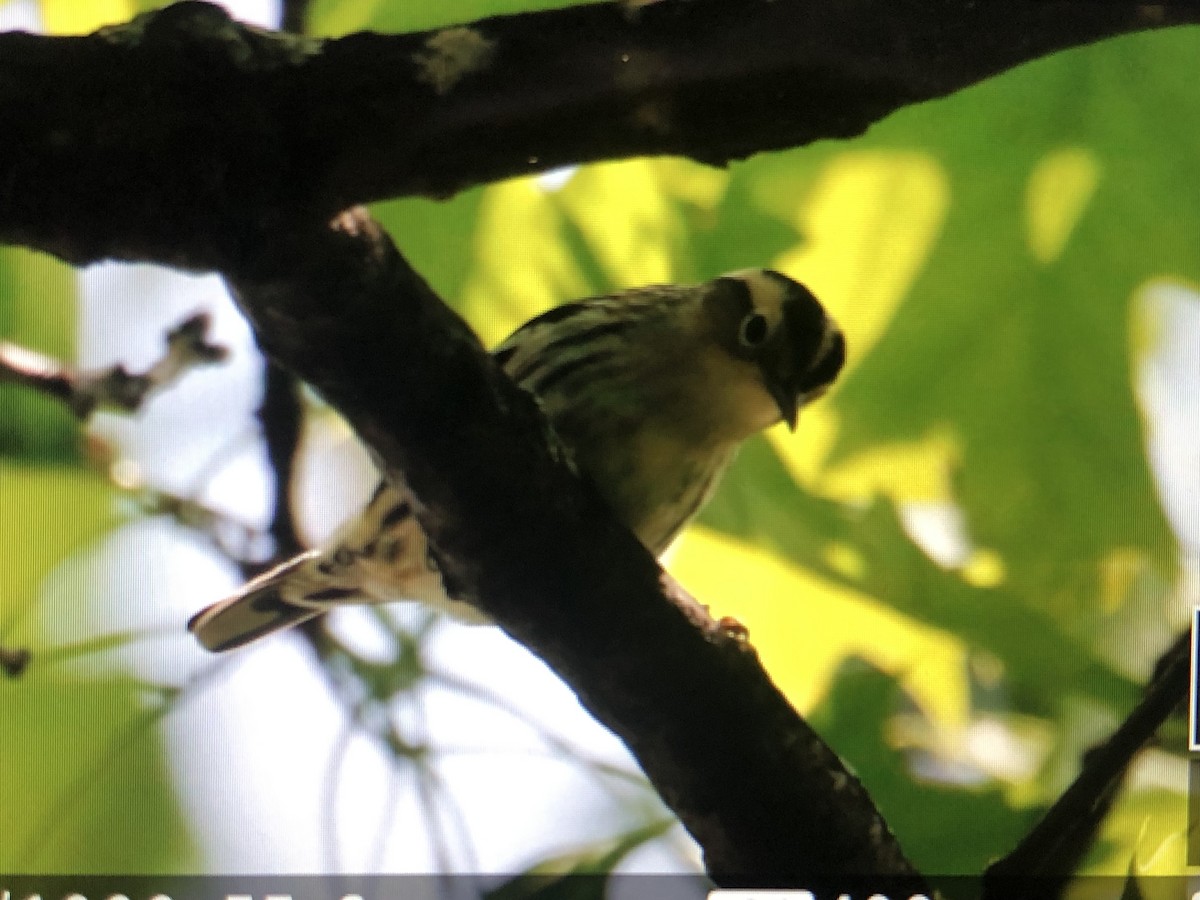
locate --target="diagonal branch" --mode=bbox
[223,206,927,889]
[1,0,1194,886]
[1,1,1197,267]
[0,312,226,417]
[982,630,1191,895]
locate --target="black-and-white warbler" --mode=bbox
[189,269,845,651]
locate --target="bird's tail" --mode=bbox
[188,551,326,653]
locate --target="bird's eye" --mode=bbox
[738,312,769,348]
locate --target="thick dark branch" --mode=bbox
[2,0,1191,884]
[1,1,1196,267]
[224,207,926,888]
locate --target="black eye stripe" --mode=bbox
[380,500,413,529]
[800,330,846,390]
[781,286,827,339]
[713,276,756,317]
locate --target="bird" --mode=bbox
[188,269,845,652]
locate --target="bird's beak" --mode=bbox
[765,377,800,431]
[760,311,845,431]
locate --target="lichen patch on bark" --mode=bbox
[414,26,496,95]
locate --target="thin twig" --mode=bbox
[279,0,312,34]
[133,484,268,563]
[983,630,1190,894]
[0,312,226,418]
[428,666,649,788]
[250,359,306,572]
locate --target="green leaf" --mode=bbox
[372,189,488,309]
[808,657,1041,875]
[826,30,1193,602]
[0,675,196,872]
[692,30,1196,720]
[308,0,604,37]
[484,819,676,899]
[36,0,133,34]
[453,158,735,346]
[0,462,119,638]
[701,438,1141,712]
[0,247,80,460]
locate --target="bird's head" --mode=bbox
[702,269,845,432]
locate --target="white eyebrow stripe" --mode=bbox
[723,269,789,330]
[806,318,841,373]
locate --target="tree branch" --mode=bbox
[254,360,305,563]
[0,1,1196,268]
[0,312,226,417]
[983,630,1190,895]
[278,0,312,35]
[221,206,926,888]
[2,0,1194,886]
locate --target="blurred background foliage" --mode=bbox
[1,0,1198,890]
